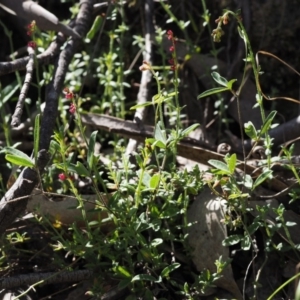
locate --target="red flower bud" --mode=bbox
[69,103,76,114]
[27,41,37,49]
[58,173,67,181]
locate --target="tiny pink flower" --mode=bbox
[58,173,67,181]
[169,46,175,52]
[27,21,36,36]
[63,87,74,99]
[27,41,37,49]
[167,30,173,40]
[69,103,76,114]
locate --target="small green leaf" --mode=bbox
[197,87,230,99]
[115,266,132,278]
[131,274,157,282]
[139,170,151,187]
[244,121,258,140]
[227,78,237,89]
[88,131,98,169]
[149,173,160,190]
[208,159,230,173]
[86,15,103,40]
[181,123,200,138]
[211,71,228,87]
[5,154,35,168]
[222,234,242,246]
[152,140,166,149]
[226,153,236,174]
[0,82,19,105]
[161,263,180,278]
[247,220,261,235]
[252,170,272,190]
[241,235,251,250]
[34,114,40,164]
[286,221,296,227]
[1,147,34,167]
[130,101,152,110]
[151,238,163,247]
[261,111,277,134]
[243,174,253,189]
[152,93,164,104]
[154,122,166,145]
[67,161,90,177]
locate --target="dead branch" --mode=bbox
[0,0,94,235]
[81,113,288,191]
[11,46,36,127]
[0,0,79,38]
[125,0,154,155]
[0,269,93,289]
[0,34,65,76]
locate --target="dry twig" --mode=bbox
[0,0,94,235]
[126,0,154,155]
[11,46,36,127]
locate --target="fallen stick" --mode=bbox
[81,113,288,192]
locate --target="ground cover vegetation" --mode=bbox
[0,0,300,299]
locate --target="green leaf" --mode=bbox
[130,101,152,110]
[211,71,228,87]
[154,122,166,146]
[1,147,33,162]
[247,220,261,235]
[0,82,19,105]
[286,221,296,227]
[181,123,200,138]
[139,170,151,187]
[208,159,230,174]
[132,274,157,282]
[50,140,60,152]
[197,87,230,99]
[34,114,40,164]
[66,161,90,177]
[88,131,98,169]
[5,154,35,168]
[252,170,272,190]
[149,173,160,189]
[244,121,258,140]
[152,140,166,149]
[227,78,237,90]
[261,111,277,134]
[152,93,164,104]
[115,266,132,278]
[243,174,253,189]
[161,263,180,278]
[222,234,242,246]
[237,26,246,42]
[241,235,251,250]
[226,153,236,174]
[150,238,163,247]
[86,15,103,39]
